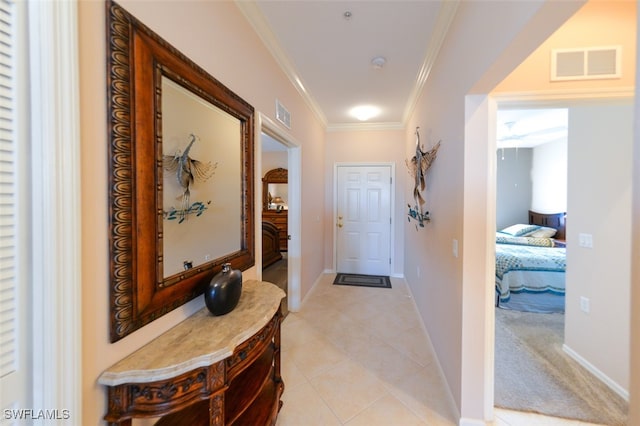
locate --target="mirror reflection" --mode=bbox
[266,183,288,211]
[162,77,242,278]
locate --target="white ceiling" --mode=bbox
[239,1,567,145]
[497,108,568,148]
[238,1,456,130]
[262,133,287,152]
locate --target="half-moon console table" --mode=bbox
[98,280,285,425]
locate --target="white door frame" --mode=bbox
[333,162,395,274]
[29,0,82,419]
[256,113,302,312]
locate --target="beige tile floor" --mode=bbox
[276,274,605,426]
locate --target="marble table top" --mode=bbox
[98,280,285,386]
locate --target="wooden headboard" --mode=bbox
[528,210,566,241]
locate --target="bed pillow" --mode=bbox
[498,224,541,237]
[527,226,557,238]
[495,233,556,247]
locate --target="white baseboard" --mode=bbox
[404,279,461,422]
[298,272,326,310]
[562,344,629,401]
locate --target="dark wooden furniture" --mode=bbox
[528,210,566,241]
[99,281,284,426]
[262,168,288,252]
[262,221,283,269]
[262,210,288,252]
[262,168,287,210]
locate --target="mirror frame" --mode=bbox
[107,1,255,342]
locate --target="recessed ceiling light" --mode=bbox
[343,11,352,20]
[349,105,381,121]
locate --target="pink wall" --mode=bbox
[79,1,324,424]
[495,1,636,94]
[262,151,288,175]
[403,0,583,419]
[496,0,636,406]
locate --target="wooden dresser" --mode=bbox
[262,210,288,252]
[99,280,285,425]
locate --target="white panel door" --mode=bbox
[336,165,391,275]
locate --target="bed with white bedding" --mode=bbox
[495,211,567,313]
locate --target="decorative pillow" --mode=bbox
[498,224,541,237]
[527,226,557,238]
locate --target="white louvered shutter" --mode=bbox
[0,0,28,421]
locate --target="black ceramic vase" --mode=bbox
[204,263,242,316]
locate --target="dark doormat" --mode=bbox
[333,273,391,288]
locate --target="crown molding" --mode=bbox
[402,0,460,124]
[235,1,328,128]
[237,1,460,131]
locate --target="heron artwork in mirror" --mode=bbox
[107,0,255,342]
[162,133,217,224]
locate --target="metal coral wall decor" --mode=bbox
[406,127,440,229]
[163,133,217,223]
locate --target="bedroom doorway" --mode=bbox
[492,100,633,424]
[493,105,572,418]
[261,132,289,315]
[461,3,636,423]
[495,106,568,314]
[258,113,302,314]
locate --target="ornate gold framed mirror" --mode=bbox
[107,1,255,342]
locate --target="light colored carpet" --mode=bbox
[494,308,627,425]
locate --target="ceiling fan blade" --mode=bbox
[498,125,566,141]
[520,125,566,137]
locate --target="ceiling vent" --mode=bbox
[275,99,291,129]
[551,46,621,81]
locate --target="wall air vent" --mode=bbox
[551,46,621,81]
[275,99,291,129]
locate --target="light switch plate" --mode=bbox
[579,233,593,248]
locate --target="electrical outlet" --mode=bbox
[580,296,590,313]
[417,266,420,277]
[452,239,458,258]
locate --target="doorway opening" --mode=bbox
[257,113,302,314]
[261,133,289,315]
[494,104,570,415]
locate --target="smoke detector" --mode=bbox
[371,56,386,70]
